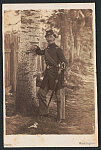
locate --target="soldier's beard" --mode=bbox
[47,40,55,45]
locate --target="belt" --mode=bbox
[46,65,57,69]
[46,63,66,70]
[46,65,53,69]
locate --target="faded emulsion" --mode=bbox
[3,5,97,147]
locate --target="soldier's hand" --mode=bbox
[31,45,39,51]
[58,68,61,75]
[26,45,39,54]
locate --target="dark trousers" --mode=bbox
[37,84,63,120]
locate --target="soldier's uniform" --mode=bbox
[35,30,67,120]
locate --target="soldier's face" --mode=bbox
[46,34,55,44]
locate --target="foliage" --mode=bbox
[47,9,93,32]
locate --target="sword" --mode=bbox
[47,76,59,108]
[47,63,65,107]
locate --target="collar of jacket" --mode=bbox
[48,43,56,48]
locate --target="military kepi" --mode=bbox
[45,29,56,38]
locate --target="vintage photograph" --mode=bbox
[3,3,98,147]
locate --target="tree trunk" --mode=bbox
[60,16,70,64]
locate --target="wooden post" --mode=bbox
[13,35,18,92]
[13,45,17,92]
[57,88,65,120]
[10,42,14,92]
[60,88,65,119]
[10,34,17,92]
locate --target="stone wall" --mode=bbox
[16,10,44,114]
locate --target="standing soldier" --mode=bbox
[33,30,68,122]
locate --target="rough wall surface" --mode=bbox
[16,10,43,114]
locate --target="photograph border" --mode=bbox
[1,1,100,148]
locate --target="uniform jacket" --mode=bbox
[36,43,67,90]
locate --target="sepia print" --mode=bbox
[3,3,98,147]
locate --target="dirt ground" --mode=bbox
[5,59,95,134]
[5,27,95,135]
